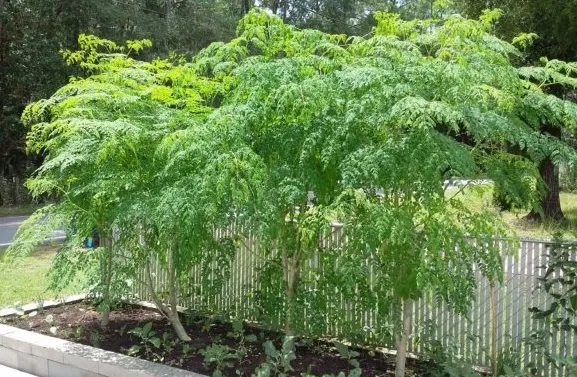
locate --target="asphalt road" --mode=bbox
[0,216,65,248]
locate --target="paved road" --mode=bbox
[0,216,65,248]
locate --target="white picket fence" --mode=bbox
[135,227,576,377]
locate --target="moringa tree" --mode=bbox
[8,34,231,338]
[179,8,577,376]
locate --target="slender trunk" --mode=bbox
[167,247,191,341]
[490,281,498,377]
[0,0,5,64]
[241,0,252,15]
[144,249,190,341]
[395,298,412,377]
[281,0,288,21]
[165,0,174,49]
[283,253,298,338]
[100,233,112,328]
[271,0,279,14]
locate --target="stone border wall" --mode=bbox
[0,296,206,377]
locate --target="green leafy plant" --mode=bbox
[333,342,361,377]
[228,318,258,344]
[73,326,84,340]
[12,7,577,377]
[90,329,101,348]
[199,343,245,377]
[177,343,193,367]
[257,337,297,377]
[34,297,45,315]
[415,321,481,377]
[127,322,177,363]
[495,344,527,377]
[528,237,577,376]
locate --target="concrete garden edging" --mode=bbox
[0,296,207,377]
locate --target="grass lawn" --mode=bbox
[0,246,82,309]
[449,183,577,239]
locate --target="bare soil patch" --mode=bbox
[2,301,434,376]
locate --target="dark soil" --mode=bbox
[2,302,434,376]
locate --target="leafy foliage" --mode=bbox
[199,343,245,377]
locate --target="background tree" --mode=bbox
[455,0,577,222]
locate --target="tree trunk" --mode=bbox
[281,0,288,21]
[271,0,279,14]
[283,253,299,339]
[100,233,112,328]
[167,246,191,341]
[395,298,412,377]
[526,156,564,222]
[144,249,191,341]
[241,0,252,15]
[526,123,564,222]
[0,0,5,64]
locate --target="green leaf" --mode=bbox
[127,345,141,356]
[263,341,278,358]
[150,337,161,348]
[142,322,153,336]
[334,342,349,358]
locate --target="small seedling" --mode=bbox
[333,342,361,377]
[127,322,178,363]
[227,318,258,344]
[90,329,101,348]
[35,297,45,314]
[259,337,296,377]
[74,326,84,339]
[45,314,54,325]
[201,318,214,333]
[176,343,192,367]
[199,343,244,377]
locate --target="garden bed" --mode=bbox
[1,300,433,377]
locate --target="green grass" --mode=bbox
[448,184,577,239]
[0,246,82,309]
[0,203,44,217]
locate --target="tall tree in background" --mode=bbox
[455,0,577,222]
[257,0,452,36]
